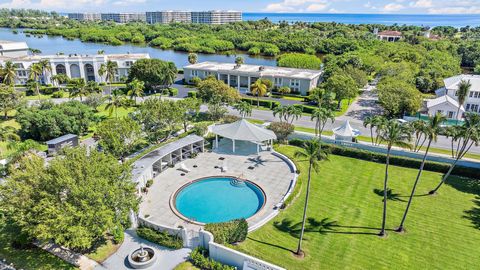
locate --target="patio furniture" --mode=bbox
[178,163,191,173]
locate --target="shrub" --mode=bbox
[136,226,183,250]
[241,97,279,109]
[204,219,248,244]
[288,139,480,179]
[193,122,209,136]
[189,248,235,270]
[51,90,65,98]
[191,76,202,86]
[277,53,322,70]
[221,115,240,124]
[41,87,58,95]
[146,179,153,188]
[112,225,124,244]
[169,88,179,96]
[188,91,197,98]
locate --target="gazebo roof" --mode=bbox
[211,119,277,142]
[333,120,361,137]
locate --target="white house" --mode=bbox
[0,40,29,57]
[426,74,480,119]
[0,53,150,85]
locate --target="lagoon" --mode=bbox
[0,28,277,68]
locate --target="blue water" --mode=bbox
[0,28,276,68]
[243,13,480,27]
[175,177,265,224]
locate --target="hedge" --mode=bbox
[241,97,280,110]
[189,247,235,270]
[204,219,248,244]
[136,226,183,249]
[188,91,197,98]
[169,88,178,96]
[293,104,316,114]
[288,138,480,179]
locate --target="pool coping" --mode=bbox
[169,175,268,226]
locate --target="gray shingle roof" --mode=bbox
[45,134,78,145]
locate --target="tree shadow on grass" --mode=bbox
[246,237,295,253]
[373,188,407,202]
[443,176,480,196]
[274,218,382,237]
[464,196,480,230]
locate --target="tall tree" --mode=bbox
[0,126,20,143]
[285,105,303,124]
[69,78,88,101]
[38,59,52,84]
[96,117,142,160]
[177,98,201,132]
[188,53,198,64]
[235,56,244,66]
[323,73,357,110]
[28,63,43,95]
[397,113,446,232]
[293,139,329,256]
[234,101,253,118]
[311,107,335,138]
[0,147,138,250]
[0,84,23,119]
[273,105,288,123]
[377,120,411,236]
[429,113,480,194]
[250,79,268,107]
[105,60,118,94]
[98,63,107,84]
[2,61,17,90]
[105,91,127,119]
[197,77,240,120]
[308,87,335,109]
[455,79,471,124]
[127,79,145,105]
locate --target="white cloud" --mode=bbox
[264,0,329,12]
[428,6,480,14]
[410,0,433,8]
[382,3,405,12]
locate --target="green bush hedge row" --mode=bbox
[288,139,480,179]
[136,226,183,250]
[204,219,248,244]
[189,247,235,270]
[169,88,178,96]
[241,98,280,110]
[188,91,197,98]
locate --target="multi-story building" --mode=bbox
[184,61,322,96]
[101,13,146,23]
[0,40,29,57]
[191,10,242,24]
[67,13,101,21]
[146,11,191,24]
[0,53,150,85]
[426,75,480,119]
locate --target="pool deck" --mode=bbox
[139,139,295,231]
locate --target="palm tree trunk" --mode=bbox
[397,139,432,232]
[380,147,391,236]
[455,107,461,125]
[296,162,313,255]
[257,95,260,108]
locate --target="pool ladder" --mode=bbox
[230,178,246,187]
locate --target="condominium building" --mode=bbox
[100,13,146,23]
[146,11,191,24]
[184,61,322,96]
[426,75,480,119]
[191,10,242,24]
[67,13,101,21]
[0,53,150,85]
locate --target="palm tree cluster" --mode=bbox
[234,101,253,118]
[273,105,303,124]
[363,115,387,146]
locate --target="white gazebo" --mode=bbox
[211,119,277,154]
[333,120,361,142]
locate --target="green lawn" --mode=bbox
[95,104,136,119]
[335,98,351,117]
[85,239,120,263]
[174,261,200,270]
[233,145,480,269]
[0,220,77,270]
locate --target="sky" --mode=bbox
[0,0,479,14]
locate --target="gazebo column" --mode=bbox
[215,134,218,149]
[232,139,235,153]
[257,143,259,154]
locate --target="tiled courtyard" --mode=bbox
[139,139,295,230]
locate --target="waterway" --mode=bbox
[0,28,277,68]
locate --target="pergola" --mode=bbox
[211,119,277,153]
[333,120,361,142]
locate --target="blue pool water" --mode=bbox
[175,177,265,224]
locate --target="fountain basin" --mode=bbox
[127,246,157,269]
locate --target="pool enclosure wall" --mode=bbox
[132,135,205,191]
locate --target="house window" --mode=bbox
[466,104,471,111]
[475,92,479,98]
[125,61,133,67]
[470,92,474,98]
[472,104,479,112]
[191,70,198,77]
[290,79,300,92]
[274,77,283,87]
[448,111,455,118]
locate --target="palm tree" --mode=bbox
[429,112,480,195]
[51,74,69,87]
[363,115,376,145]
[0,126,20,157]
[38,59,52,84]
[373,115,387,146]
[105,60,118,94]
[164,62,177,89]
[188,53,198,64]
[234,101,252,118]
[311,107,335,138]
[273,105,288,123]
[85,81,101,95]
[98,63,107,84]
[377,120,411,236]
[235,56,244,66]
[69,78,87,101]
[293,139,329,256]
[97,50,105,55]
[127,79,145,105]
[444,126,460,158]
[286,105,303,124]
[308,87,335,109]
[250,79,268,107]
[397,113,445,232]
[455,79,471,124]
[105,91,127,118]
[28,63,43,95]
[411,120,428,152]
[2,61,17,90]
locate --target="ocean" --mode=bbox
[242,13,480,28]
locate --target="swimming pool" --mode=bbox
[173,177,266,224]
